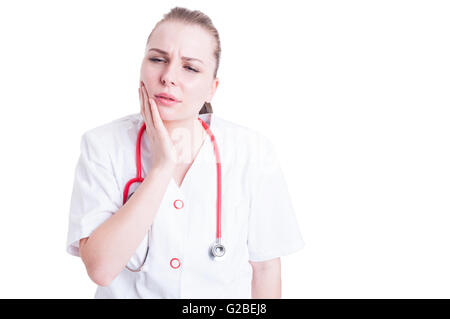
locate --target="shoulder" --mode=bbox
[211,114,275,164]
[212,114,271,146]
[81,113,142,149]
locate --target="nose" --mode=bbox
[160,62,178,86]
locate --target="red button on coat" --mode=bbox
[173,199,184,209]
[170,258,181,269]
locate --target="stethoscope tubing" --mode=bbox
[198,118,222,240]
[123,117,223,271]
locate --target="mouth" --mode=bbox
[156,95,175,101]
[154,94,181,106]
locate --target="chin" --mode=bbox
[159,107,197,121]
[157,108,185,122]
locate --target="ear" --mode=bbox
[206,78,219,103]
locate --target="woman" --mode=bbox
[66,7,305,299]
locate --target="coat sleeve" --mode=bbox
[66,131,122,257]
[247,134,305,262]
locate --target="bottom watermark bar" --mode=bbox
[1,299,449,317]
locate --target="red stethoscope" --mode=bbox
[123,117,225,272]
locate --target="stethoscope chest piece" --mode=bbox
[210,241,226,261]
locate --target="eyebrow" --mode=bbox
[148,48,204,64]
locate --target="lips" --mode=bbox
[155,93,179,102]
[154,93,181,107]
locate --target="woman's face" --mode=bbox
[140,21,219,122]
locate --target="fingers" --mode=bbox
[139,86,150,130]
[140,82,154,131]
[141,82,163,130]
[148,96,163,129]
[139,86,144,118]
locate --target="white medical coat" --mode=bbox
[66,112,305,298]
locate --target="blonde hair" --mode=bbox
[147,7,221,114]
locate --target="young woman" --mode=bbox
[66,7,305,299]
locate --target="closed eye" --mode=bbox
[185,66,199,73]
[150,58,164,63]
[149,58,199,73]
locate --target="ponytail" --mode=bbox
[199,102,213,114]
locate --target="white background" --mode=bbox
[0,0,449,298]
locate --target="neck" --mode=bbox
[163,116,206,164]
